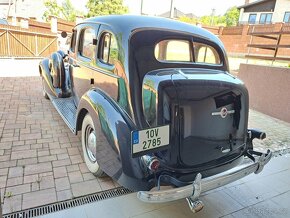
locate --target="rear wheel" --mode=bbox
[81,114,104,177]
[41,77,49,99]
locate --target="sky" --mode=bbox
[69,0,246,17]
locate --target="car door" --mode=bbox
[90,25,124,106]
[71,23,100,105]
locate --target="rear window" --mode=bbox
[154,39,221,65]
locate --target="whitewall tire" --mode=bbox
[81,114,104,177]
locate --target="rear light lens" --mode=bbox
[141,155,160,172]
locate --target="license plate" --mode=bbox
[131,125,169,155]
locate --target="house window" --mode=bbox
[284,12,290,23]
[248,14,257,24]
[98,33,118,65]
[259,13,272,24]
[79,28,97,60]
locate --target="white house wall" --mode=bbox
[239,0,290,23]
[272,0,290,22]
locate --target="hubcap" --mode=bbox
[86,127,97,163]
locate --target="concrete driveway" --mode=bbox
[0,59,290,215]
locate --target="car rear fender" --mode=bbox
[76,89,151,190]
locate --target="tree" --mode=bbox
[86,0,129,17]
[43,0,83,22]
[199,15,226,26]
[178,6,240,27]
[61,0,78,22]
[224,7,240,26]
[178,16,198,25]
[43,0,63,21]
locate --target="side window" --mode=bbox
[70,30,76,52]
[98,33,119,65]
[79,28,96,60]
[193,42,220,65]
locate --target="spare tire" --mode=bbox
[49,52,65,89]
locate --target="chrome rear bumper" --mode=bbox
[137,150,272,203]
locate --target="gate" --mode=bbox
[0,24,57,58]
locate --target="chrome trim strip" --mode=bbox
[70,57,120,79]
[211,110,235,116]
[137,150,272,203]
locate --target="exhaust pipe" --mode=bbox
[186,198,204,213]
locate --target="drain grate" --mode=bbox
[4,187,133,218]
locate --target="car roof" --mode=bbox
[83,15,222,46]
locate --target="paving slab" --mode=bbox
[22,188,57,210]
[71,179,102,197]
[248,110,290,153]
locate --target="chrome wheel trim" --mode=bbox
[85,125,97,163]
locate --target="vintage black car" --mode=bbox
[39,15,272,212]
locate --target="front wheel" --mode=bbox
[81,114,104,177]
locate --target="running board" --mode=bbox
[50,96,77,133]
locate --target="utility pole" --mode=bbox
[170,0,174,19]
[14,0,17,17]
[140,0,143,15]
[7,0,12,19]
[210,8,216,26]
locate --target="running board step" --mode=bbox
[50,96,77,133]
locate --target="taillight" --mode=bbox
[141,155,160,172]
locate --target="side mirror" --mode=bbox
[61,31,68,38]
